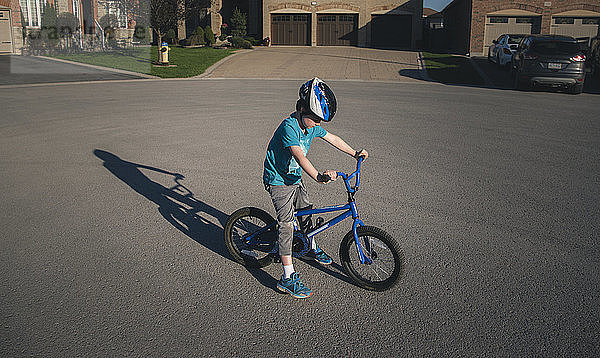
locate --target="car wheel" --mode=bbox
[569,83,584,94]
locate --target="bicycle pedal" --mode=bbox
[315,217,324,228]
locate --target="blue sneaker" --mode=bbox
[305,245,333,265]
[277,272,313,299]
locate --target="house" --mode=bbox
[207,0,423,48]
[443,0,600,55]
[423,7,442,29]
[1,0,135,53]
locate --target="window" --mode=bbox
[507,35,525,45]
[489,17,508,24]
[582,18,600,25]
[554,17,574,24]
[339,15,355,22]
[516,17,535,24]
[105,0,127,28]
[293,15,307,22]
[318,15,335,22]
[19,0,47,27]
[531,41,579,55]
[272,15,290,22]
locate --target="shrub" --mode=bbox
[189,26,205,46]
[230,36,252,49]
[230,8,247,38]
[204,25,215,46]
[165,29,176,44]
[133,26,151,44]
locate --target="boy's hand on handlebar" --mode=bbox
[317,170,337,184]
[354,149,369,160]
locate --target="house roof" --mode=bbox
[423,8,440,17]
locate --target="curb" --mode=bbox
[192,49,253,78]
[36,55,160,79]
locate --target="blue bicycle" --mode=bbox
[224,158,404,291]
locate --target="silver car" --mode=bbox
[488,34,527,67]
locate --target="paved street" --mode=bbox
[0,55,145,85]
[1,78,599,356]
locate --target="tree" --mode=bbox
[230,7,246,38]
[57,12,79,50]
[99,14,119,45]
[204,25,214,45]
[40,3,59,50]
[113,0,209,57]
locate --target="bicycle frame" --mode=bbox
[245,158,372,264]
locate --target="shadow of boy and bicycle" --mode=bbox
[94,149,356,291]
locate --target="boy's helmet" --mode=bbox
[298,77,337,122]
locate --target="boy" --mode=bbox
[263,77,368,298]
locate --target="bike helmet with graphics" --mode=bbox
[297,77,337,122]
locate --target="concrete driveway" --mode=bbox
[203,46,426,82]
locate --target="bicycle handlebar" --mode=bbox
[336,157,364,193]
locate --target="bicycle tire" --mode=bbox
[339,226,404,291]
[224,207,277,268]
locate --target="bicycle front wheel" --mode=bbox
[339,226,404,291]
[224,207,277,268]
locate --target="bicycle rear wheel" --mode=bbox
[224,207,277,268]
[339,226,404,291]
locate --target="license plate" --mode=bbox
[548,63,562,70]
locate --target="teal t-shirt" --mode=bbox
[263,114,327,185]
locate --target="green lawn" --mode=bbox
[52,46,235,78]
[422,52,484,85]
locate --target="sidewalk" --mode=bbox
[202,46,427,82]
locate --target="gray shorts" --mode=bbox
[265,181,312,256]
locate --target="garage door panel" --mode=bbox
[0,10,12,53]
[317,14,357,46]
[271,14,310,46]
[551,17,600,39]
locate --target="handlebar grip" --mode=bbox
[317,173,331,182]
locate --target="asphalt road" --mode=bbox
[0,55,145,85]
[1,79,599,356]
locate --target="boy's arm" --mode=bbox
[322,132,369,159]
[289,146,336,183]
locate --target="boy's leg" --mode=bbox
[266,184,297,259]
[266,184,313,298]
[295,181,313,234]
[295,182,332,265]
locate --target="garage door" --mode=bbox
[271,14,310,46]
[484,16,540,54]
[317,14,357,46]
[0,9,12,53]
[371,14,411,48]
[551,17,600,40]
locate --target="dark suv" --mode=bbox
[512,35,586,94]
[590,36,600,79]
